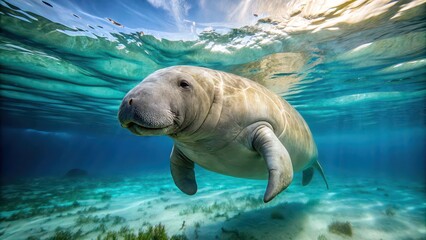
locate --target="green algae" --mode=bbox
[96,223,186,240]
[25,223,188,240]
[328,221,353,237]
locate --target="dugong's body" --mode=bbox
[118,66,328,202]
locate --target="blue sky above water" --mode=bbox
[57,0,259,30]
[6,0,267,40]
[58,0,185,30]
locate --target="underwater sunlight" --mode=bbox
[0,0,425,239]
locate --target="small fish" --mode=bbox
[107,18,123,27]
[42,1,53,7]
[179,221,185,230]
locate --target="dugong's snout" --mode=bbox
[118,89,175,136]
[117,96,135,128]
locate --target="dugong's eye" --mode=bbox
[179,80,191,89]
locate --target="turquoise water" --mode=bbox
[0,0,425,239]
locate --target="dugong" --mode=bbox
[118,66,328,202]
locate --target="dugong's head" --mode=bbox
[118,66,215,137]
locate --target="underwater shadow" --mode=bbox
[201,200,320,240]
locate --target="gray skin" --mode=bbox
[118,66,328,203]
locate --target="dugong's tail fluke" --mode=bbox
[302,160,329,189]
[315,160,329,189]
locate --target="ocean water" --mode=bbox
[0,0,425,239]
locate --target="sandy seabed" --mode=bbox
[1,170,425,240]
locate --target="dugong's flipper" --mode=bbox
[302,167,314,186]
[170,146,197,195]
[302,160,329,189]
[252,126,294,203]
